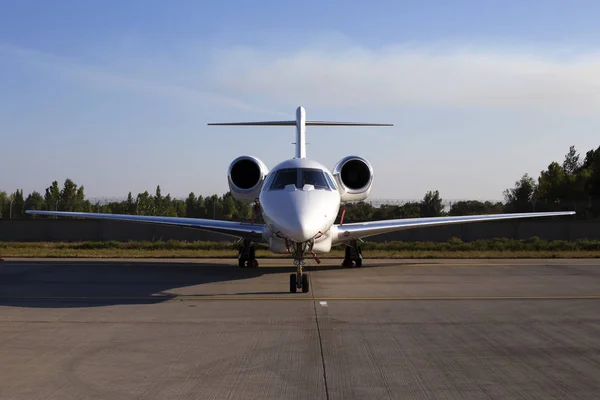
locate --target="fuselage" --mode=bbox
[259,158,341,253]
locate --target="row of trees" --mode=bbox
[502,145,600,219]
[0,183,255,221]
[1,145,599,221]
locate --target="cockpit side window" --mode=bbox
[270,168,298,190]
[262,172,275,191]
[324,172,337,190]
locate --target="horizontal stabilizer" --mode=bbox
[208,121,393,126]
[208,106,392,159]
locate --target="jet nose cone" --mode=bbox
[261,187,335,244]
[282,214,320,243]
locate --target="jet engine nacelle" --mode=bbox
[332,156,373,202]
[227,156,269,202]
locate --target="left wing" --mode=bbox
[24,210,266,241]
[332,211,575,244]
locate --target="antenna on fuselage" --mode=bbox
[207,106,393,159]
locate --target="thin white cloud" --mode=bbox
[207,45,600,117]
[7,41,600,118]
[0,43,289,118]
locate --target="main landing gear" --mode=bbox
[290,243,310,293]
[238,239,259,268]
[342,240,362,268]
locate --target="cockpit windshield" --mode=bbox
[268,168,333,191]
[270,169,297,189]
[301,169,329,189]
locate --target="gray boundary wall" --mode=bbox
[1,219,599,242]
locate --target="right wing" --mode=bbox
[25,210,266,241]
[332,211,576,244]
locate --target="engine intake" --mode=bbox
[227,156,269,202]
[332,156,373,202]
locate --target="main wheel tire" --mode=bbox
[302,274,309,293]
[290,274,297,293]
[238,258,245,268]
[344,246,351,259]
[355,258,362,267]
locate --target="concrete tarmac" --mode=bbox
[1,258,600,399]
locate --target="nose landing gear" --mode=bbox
[290,243,310,293]
[290,259,309,293]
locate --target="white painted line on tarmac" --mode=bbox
[319,301,328,307]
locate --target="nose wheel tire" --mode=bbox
[289,274,297,293]
[289,272,310,293]
[301,274,309,293]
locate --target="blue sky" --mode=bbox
[1,0,599,201]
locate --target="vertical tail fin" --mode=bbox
[295,106,306,159]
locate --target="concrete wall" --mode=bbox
[0,220,234,242]
[1,219,599,242]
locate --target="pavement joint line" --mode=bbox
[169,295,600,301]
[2,295,600,301]
[310,274,331,400]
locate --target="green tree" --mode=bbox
[195,195,207,218]
[420,190,443,217]
[24,191,45,217]
[0,191,7,218]
[44,181,61,211]
[204,195,222,219]
[371,204,397,220]
[449,200,497,216]
[154,185,164,214]
[234,197,253,220]
[341,201,374,222]
[503,174,536,212]
[126,192,136,214]
[136,191,155,215]
[222,192,238,220]
[173,199,186,217]
[534,146,594,217]
[580,146,600,217]
[162,193,177,216]
[59,179,79,211]
[399,201,425,218]
[563,145,581,175]
[536,162,567,209]
[10,189,25,218]
[449,200,471,216]
[185,192,197,217]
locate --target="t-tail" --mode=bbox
[207,106,393,159]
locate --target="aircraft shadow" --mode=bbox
[0,259,426,308]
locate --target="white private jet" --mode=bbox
[26,106,575,293]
